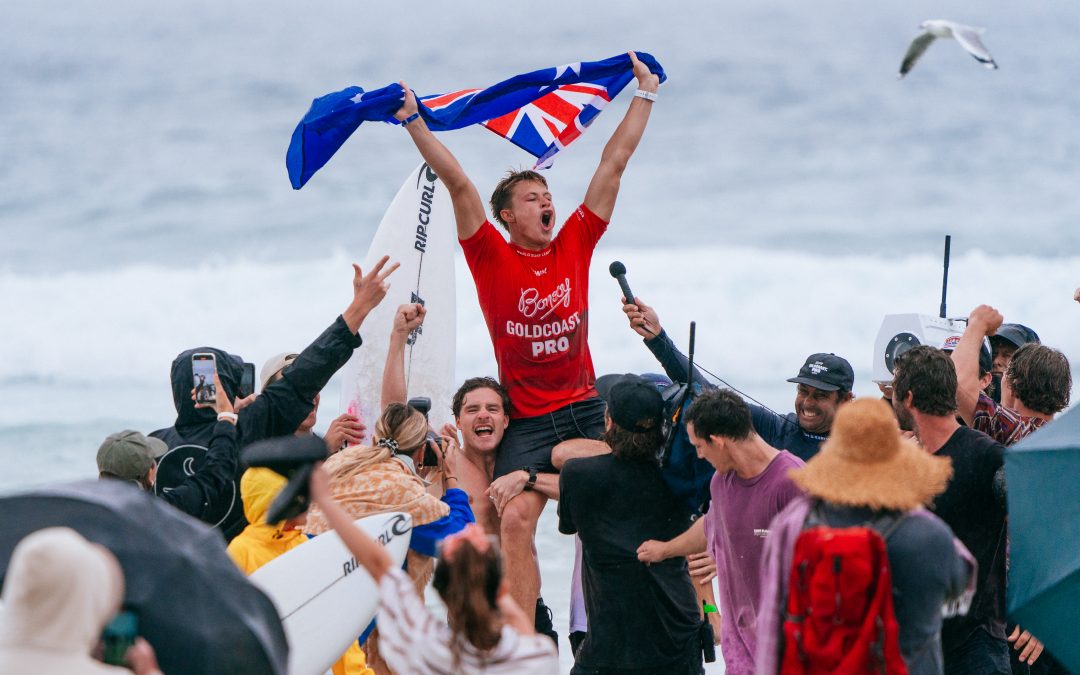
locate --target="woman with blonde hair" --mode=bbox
[304,402,475,673]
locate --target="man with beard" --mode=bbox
[444,377,557,537]
[622,297,853,461]
[891,346,1043,673]
[442,376,561,645]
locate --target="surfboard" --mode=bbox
[338,162,457,442]
[249,511,413,675]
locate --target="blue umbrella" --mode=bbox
[0,480,288,673]
[1005,404,1080,672]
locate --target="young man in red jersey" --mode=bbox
[394,52,660,635]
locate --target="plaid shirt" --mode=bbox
[972,393,1046,447]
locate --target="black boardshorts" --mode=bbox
[493,397,606,479]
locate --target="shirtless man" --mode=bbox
[395,52,661,626]
[444,377,559,537]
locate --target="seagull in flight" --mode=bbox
[898,20,998,78]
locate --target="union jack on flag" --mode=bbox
[286,52,666,189]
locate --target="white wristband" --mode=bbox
[634,89,658,102]
[217,412,238,424]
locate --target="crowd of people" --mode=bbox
[2,51,1077,675]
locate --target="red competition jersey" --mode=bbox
[461,204,607,418]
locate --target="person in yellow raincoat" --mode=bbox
[228,466,374,675]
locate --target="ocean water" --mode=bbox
[3,0,1079,671]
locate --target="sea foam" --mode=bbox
[3,246,1076,430]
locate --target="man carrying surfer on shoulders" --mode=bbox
[442,377,561,539]
[394,51,661,643]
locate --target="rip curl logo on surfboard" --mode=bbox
[413,163,439,253]
[342,514,412,577]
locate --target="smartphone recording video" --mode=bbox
[240,362,256,399]
[192,353,218,404]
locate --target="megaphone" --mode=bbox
[871,313,966,384]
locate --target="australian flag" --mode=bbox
[286,52,666,189]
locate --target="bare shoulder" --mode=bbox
[456,458,500,536]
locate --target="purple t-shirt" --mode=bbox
[704,450,804,675]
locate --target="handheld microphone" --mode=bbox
[609,261,636,305]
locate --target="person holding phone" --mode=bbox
[0,527,163,675]
[150,258,399,540]
[96,372,239,523]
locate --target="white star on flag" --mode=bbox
[552,62,581,79]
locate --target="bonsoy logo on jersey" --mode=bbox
[413,163,439,253]
[518,278,572,320]
[511,279,580,357]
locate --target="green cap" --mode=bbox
[96,430,167,481]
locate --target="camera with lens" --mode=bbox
[408,396,442,467]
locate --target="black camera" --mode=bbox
[407,397,441,467]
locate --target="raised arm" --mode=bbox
[952,305,1002,425]
[245,259,398,441]
[380,303,427,409]
[394,83,487,240]
[623,295,710,388]
[582,52,660,222]
[342,256,399,334]
[309,464,394,582]
[623,295,664,340]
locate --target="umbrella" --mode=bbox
[0,480,288,674]
[1005,404,1080,672]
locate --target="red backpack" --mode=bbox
[781,504,908,675]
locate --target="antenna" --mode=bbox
[662,321,697,465]
[939,235,951,319]
[686,321,696,381]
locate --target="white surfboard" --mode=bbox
[250,511,413,675]
[339,162,457,442]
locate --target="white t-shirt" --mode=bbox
[377,568,558,674]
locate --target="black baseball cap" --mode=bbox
[786,353,855,392]
[991,323,1040,350]
[595,374,666,433]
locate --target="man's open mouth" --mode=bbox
[475,425,494,437]
[541,211,553,227]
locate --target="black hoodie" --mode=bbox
[151,315,363,539]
